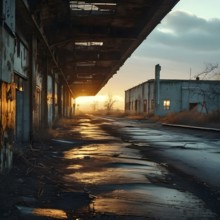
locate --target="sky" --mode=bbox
[76,0,220,111]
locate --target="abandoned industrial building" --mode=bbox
[125,64,220,116]
[0,0,181,172]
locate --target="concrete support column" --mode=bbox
[57,80,62,118]
[41,55,48,128]
[52,73,55,122]
[63,85,68,117]
[29,35,36,143]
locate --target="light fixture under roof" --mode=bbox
[75,41,103,46]
[70,1,116,11]
[69,1,117,15]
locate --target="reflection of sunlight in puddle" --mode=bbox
[64,148,92,159]
[70,171,107,184]
[64,151,91,160]
[33,208,67,219]
[74,124,115,140]
[80,130,106,135]
[77,146,99,152]
[63,143,141,160]
[66,164,83,169]
[17,206,67,219]
[66,167,155,185]
[81,132,113,140]
[63,143,167,185]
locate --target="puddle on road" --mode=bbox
[64,143,141,160]
[66,167,151,185]
[77,128,119,140]
[64,151,167,186]
[66,164,83,170]
[17,206,67,219]
[81,131,117,140]
[106,161,165,176]
[93,184,217,219]
[73,122,120,141]
[17,191,92,219]
[63,141,168,187]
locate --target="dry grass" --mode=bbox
[122,111,220,128]
[126,114,146,120]
[159,111,220,128]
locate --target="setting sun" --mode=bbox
[76,95,107,105]
[75,95,107,112]
[75,95,124,112]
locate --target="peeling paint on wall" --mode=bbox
[0,82,15,172]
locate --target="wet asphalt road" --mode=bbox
[18,115,220,219]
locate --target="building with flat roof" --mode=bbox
[125,65,220,116]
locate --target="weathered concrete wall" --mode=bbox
[125,76,220,116]
[125,81,154,115]
[0,0,74,172]
[181,81,220,113]
[0,1,16,172]
[47,75,53,127]
[0,82,16,172]
[0,29,14,83]
[2,0,15,33]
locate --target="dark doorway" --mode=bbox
[189,102,198,111]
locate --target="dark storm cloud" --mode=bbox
[148,11,220,52]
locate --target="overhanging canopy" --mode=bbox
[26,0,179,97]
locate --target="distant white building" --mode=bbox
[125,64,220,116]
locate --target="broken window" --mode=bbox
[163,99,170,110]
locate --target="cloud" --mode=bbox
[101,10,220,101]
[144,11,220,52]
